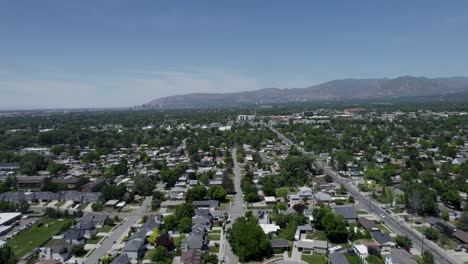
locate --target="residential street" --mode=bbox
[220,147,245,264]
[84,196,151,264]
[265,123,458,264]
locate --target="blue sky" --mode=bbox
[1,0,467,109]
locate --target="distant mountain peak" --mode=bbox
[143,76,468,108]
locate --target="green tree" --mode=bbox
[163,215,177,231]
[0,245,17,264]
[457,211,468,231]
[174,203,195,221]
[227,212,272,262]
[422,251,434,264]
[151,246,170,263]
[394,235,412,247]
[201,253,218,264]
[72,244,86,256]
[186,186,207,202]
[147,228,160,244]
[179,217,193,233]
[207,185,227,201]
[424,227,439,240]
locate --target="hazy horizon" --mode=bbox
[1,1,468,109]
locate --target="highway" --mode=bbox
[264,123,458,264]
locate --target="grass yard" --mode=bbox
[356,209,368,215]
[98,225,114,233]
[301,254,324,264]
[209,246,219,253]
[208,234,221,241]
[7,218,73,258]
[345,254,363,264]
[87,235,104,244]
[306,230,328,241]
[378,223,391,233]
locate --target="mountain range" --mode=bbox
[144,76,468,108]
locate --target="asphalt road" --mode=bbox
[84,196,151,264]
[221,147,246,264]
[264,123,458,264]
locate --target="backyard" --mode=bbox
[7,218,74,258]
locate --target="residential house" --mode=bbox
[76,221,97,239]
[192,200,219,211]
[333,206,358,224]
[353,244,368,262]
[62,228,85,245]
[270,239,289,252]
[39,239,72,263]
[181,249,201,264]
[80,213,109,229]
[122,238,146,260]
[358,217,377,231]
[17,176,45,190]
[384,248,417,264]
[295,225,313,241]
[182,226,209,252]
[296,239,328,254]
[110,254,131,264]
[328,252,350,264]
[312,192,333,204]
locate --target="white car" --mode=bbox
[381,214,386,218]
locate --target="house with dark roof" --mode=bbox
[328,252,350,264]
[80,213,109,228]
[192,200,219,210]
[371,230,394,246]
[39,239,72,263]
[182,226,209,252]
[76,221,97,238]
[17,176,45,190]
[62,228,85,245]
[384,248,417,264]
[332,206,358,224]
[181,249,201,264]
[358,217,377,231]
[270,239,289,252]
[110,253,130,264]
[122,238,146,260]
[0,163,19,171]
[453,229,468,245]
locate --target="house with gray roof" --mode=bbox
[122,238,146,260]
[328,252,350,264]
[62,228,85,245]
[182,226,208,252]
[39,238,72,263]
[80,213,109,228]
[192,200,219,210]
[110,253,130,264]
[384,248,417,264]
[333,206,358,224]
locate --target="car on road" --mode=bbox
[381,214,386,218]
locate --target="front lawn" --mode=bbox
[87,235,104,244]
[209,245,219,253]
[301,254,324,263]
[98,225,114,233]
[208,234,221,241]
[356,210,368,215]
[7,218,73,258]
[345,254,363,264]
